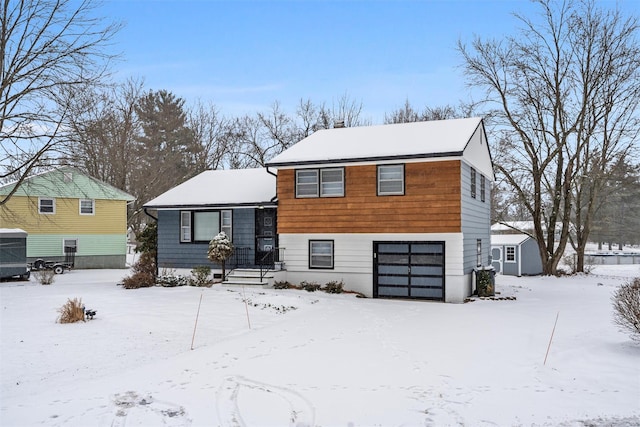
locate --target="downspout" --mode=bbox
[266,166,278,203]
[144,207,159,277]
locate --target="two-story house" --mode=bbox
[265,117,493,302]
[0,167,135,269]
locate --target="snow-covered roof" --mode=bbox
[0,228,27,238]
[491,221,535,232]
[267,117,484,167]
[491,233,532,246]
[144,168,276,208]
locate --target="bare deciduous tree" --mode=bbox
[458,0,640,275]
[0,0,121,203]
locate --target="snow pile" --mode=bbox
[1,265,639,426]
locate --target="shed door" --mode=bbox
[373,241,445,300]
[491,247,502,273]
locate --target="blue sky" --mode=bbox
[100,0,639,123]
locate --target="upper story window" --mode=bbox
[79,199,95,215]
[295,168,344,198]
[471,167,477,199]
[480,175,486,203]
[378,164,405,195]
[39,198,55,214]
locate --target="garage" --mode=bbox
[373,241,445,300]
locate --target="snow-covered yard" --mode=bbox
[1,265,639,426]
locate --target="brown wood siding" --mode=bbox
[277,161,462,234]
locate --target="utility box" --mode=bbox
[0,228,30,280]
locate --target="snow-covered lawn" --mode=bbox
[1,265,639,426]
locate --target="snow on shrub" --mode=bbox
[34,269,55,285]
[612,277,640,341]
[208,232,234,279]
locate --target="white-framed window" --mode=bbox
[480,175,486,203]
[63,239,78,254]
[193,211,220,242]
[295,168,344,198]
[477,239,482,267]
[221,210,233,239]
[180,211,191,242]
[309,240,334,269]
[506,246,516,262]
[471,168,477,199]
[39,198,55,214]
[296,170,319,197]
[320,168,344,197]
[79,199,95,215]
[377,164,405,195]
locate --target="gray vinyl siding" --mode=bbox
[461,162,491,274]
[157,208,257,270]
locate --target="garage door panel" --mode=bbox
[378,254,410,264]
[378,243,409,253]
[378,265,410,275]
[411,244,444,254]
[411,265,443,275]
[410,287,443,298]
[411,254,443,265]
[378,286,409,297]
[411,276,443,286]
[378,275,409,285]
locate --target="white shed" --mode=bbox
[491,233,543,276]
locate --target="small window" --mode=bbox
[79,199,95,215]
[378,164,404,195]
[477,239,482,267]
[320,168,344,197]
[471,168,477,199]
[221,210,232,240]
[63,239,78,254]
[296,168,344,198]
[180,211,191,242]
[309,240,334,269]
[296,170,319,197]
[39,198,55,214]
[506,246,516,262]
[480,175,486,203]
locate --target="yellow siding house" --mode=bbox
[0,167,135,269]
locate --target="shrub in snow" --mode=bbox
[58,298,85,323]
[34,269,55,285]
[300,281,321,292]
[207,232,234,280]
[191,266,213,287]
[612,277,640,341]
[157,274,191,287]
[122,252,156,289]
[323,280,344,294]
[273,280,294,289]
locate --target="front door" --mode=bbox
[373,241,445,300]
[255,208,277,266]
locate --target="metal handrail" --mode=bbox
[259,247,284,282]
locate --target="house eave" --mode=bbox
[266,151,464,168]
[144,202,278,210]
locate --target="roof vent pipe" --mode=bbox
[334,120,345,128]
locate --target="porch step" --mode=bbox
[222,268,274,287]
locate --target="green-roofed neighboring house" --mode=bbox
[0,167,135,269]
